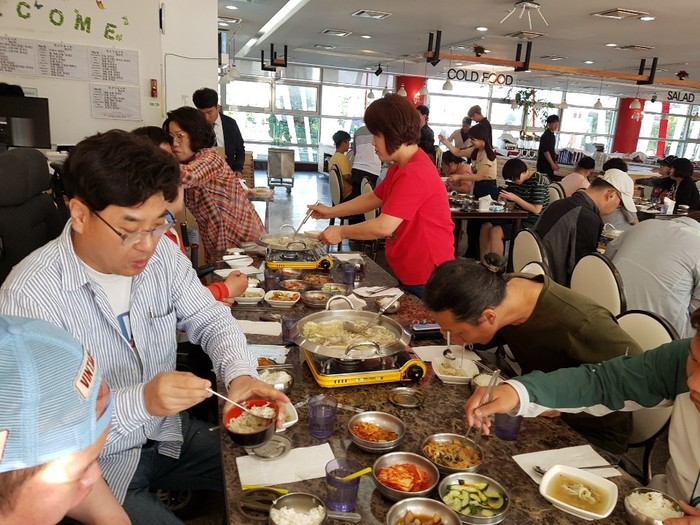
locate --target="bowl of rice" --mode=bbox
[258,368,294,394]
[223,399,278,447]
[269,492,327,525]
[625,488,684,525]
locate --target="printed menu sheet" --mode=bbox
[90,84,141,120]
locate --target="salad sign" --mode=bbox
[666,91,695,103]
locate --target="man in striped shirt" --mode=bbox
[0,130,288,524]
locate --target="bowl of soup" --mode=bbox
[539,465,617,520]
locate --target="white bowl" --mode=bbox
[223,255,254,268]
[279,402,298,431]
[433,357,479,385]
[234,287,265,305]
[248,277,260,287]
[264,290,300,308]
[539,464,617,521]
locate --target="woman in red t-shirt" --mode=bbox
[309,95,454,298]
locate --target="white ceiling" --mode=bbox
[217,0,700,100]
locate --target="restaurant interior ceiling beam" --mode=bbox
[424,50,700,90]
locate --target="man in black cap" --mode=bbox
[537,114,559,179]
[637,155,677,202]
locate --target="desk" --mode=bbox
[220,256,639,524]
[451,208,528,269]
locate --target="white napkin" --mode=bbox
[236,443,336,486]
[332,253,364,262]
[353,286,402,298]
[343,294,367,310]
[247,344,289,363]
[214,266,261,277]
[237,320,282,336]
[512,445,621,484]
[413,345,481,362]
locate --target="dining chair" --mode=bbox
[361,177,380,259]
[512,228,549,273]
[569,252,627,316]
[328,165,350,227]
[616,309,678,484]
[0,148,66,285]
[547,181,565,203]
[520,260,550,277]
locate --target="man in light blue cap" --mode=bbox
[0,315,129,525]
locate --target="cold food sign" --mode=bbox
[447,68,514,86]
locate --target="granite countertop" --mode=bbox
[219,254,640,524]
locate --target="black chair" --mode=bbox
[0,148,66,284]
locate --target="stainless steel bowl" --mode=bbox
[420,433,484,475]
[301,291,333,309]
[279,267,303,280]
[302,273,335,289]
[624,488,684,525]
[375,296,400,314]
[347,411,405,453]
[291,309,411,360]
[269,492,327,525]
[438,473,510,524]
[386,497,462,525]
[372,451,440,502]
[320,283,350,296]
[278,279,310,292]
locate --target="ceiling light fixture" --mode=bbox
[476,26,488,31]
[500,0,549,30]
[442,79,453,91]
[558,76,570,109]
[584,60,594,64]
[605,43,617,47]
[397,84,407,97]
[225,4,238,9]
[639,16,655,21]
[361,35,372,39]
[631,111,643,121]
[237,0,311,57]
[593,78,604,109]
[382,65,391,96]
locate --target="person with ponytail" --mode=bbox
[424,254,642,454]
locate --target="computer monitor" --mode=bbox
[0,96,51,150]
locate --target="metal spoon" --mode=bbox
[442,331,455,360]
[294,201,320,235]
[533,464,615,476]
[205,388,274,421]
[343,291,403,333]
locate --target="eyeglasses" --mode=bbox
[91,210,173,246]
[170,132,188,144]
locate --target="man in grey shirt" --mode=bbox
[351,125,381,196]
[606,213,700,338]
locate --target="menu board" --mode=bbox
[89,48,139,85]
[90,84,141,120]
[0,36,138,86]
[36,42,89,80]
[0,37,37,75]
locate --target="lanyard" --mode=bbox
[690,469,700,508]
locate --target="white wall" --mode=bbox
[0,0,218,145]
[160,0,218,112]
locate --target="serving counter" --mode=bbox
[219,256,640,524]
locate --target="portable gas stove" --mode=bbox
[303,347,426,388]
[265,246,333,270]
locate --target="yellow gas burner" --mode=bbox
[265,246,333,270]
[303,348,426,388]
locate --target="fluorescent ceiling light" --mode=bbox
[218,22,229,27]
[639,16,655,21]
[361,35,372,39]
[605,43,617,47]
[237,0,312,57]
[584,60,594,64]
[225,5,238,9]
[476,26,488,31]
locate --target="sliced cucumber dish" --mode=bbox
[441,481,505,517]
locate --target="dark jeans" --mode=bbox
[121,412,222,525]
[350,168,379,199]
[465,180,499,259]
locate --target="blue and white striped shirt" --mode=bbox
[0,222,257,501]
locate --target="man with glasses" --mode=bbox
[534,168,634,285]
[0,130,288,524]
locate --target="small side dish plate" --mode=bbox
[389,387,426,408]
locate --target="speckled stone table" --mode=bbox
[219,255,640,524]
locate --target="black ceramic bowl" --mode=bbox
[223,399,278,447]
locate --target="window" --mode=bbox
[636,102,693,158]
[225,80,271,110]
[321,85,369,118]
[274,84,318,112]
